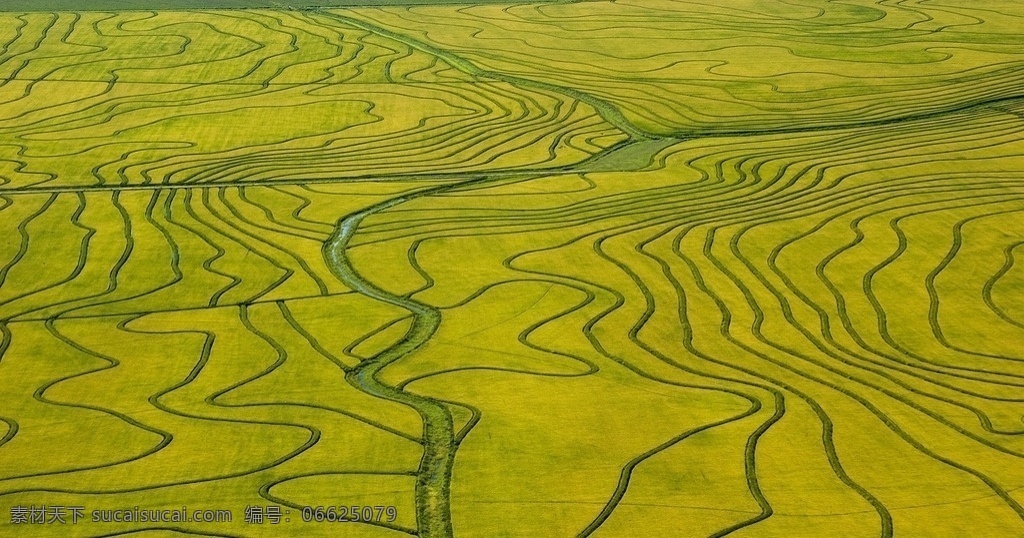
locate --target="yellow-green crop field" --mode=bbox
[0,1,1022,536]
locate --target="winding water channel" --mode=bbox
[321,142,668,536]
[324,188,459,538]
[315,10,672,537]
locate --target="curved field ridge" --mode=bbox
[0,1,1022,537]
[351,97,1024,537]
[344,0,1024,136]
[0,10,624,188]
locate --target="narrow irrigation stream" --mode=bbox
[322,135,670,537]
[314,9,673,537]
[324,187,460,538]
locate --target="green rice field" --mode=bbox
[0,1,1022,536]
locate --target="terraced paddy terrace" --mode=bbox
[0,1,1022,536]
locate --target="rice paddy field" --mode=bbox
[0,1,1022,536]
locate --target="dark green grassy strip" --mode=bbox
[578,409,768,537]
[874,210,1024,366]
[404,238,435,298]
[0,6,1015,190]
[2,190,184,320]
[2,85,614,188]
[276,301,426,444]
[354,112,1024,401]
[68,190,185,317]
[426,277,600,373]
[437,399,479,445]
[817,203,1024,409]
[267,185,337,230]
[324,184,462,538]
[309,132,657,537]
[7,298,424,449]
[581,237,781,537]
[8,291,359,323]
[165,84,613,185]
[0,326,418,538]
[191,187,294,303]
[0,13,57,87]
[276,300,351,372]
[659,195,1019,512]
[0,0,536,12]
